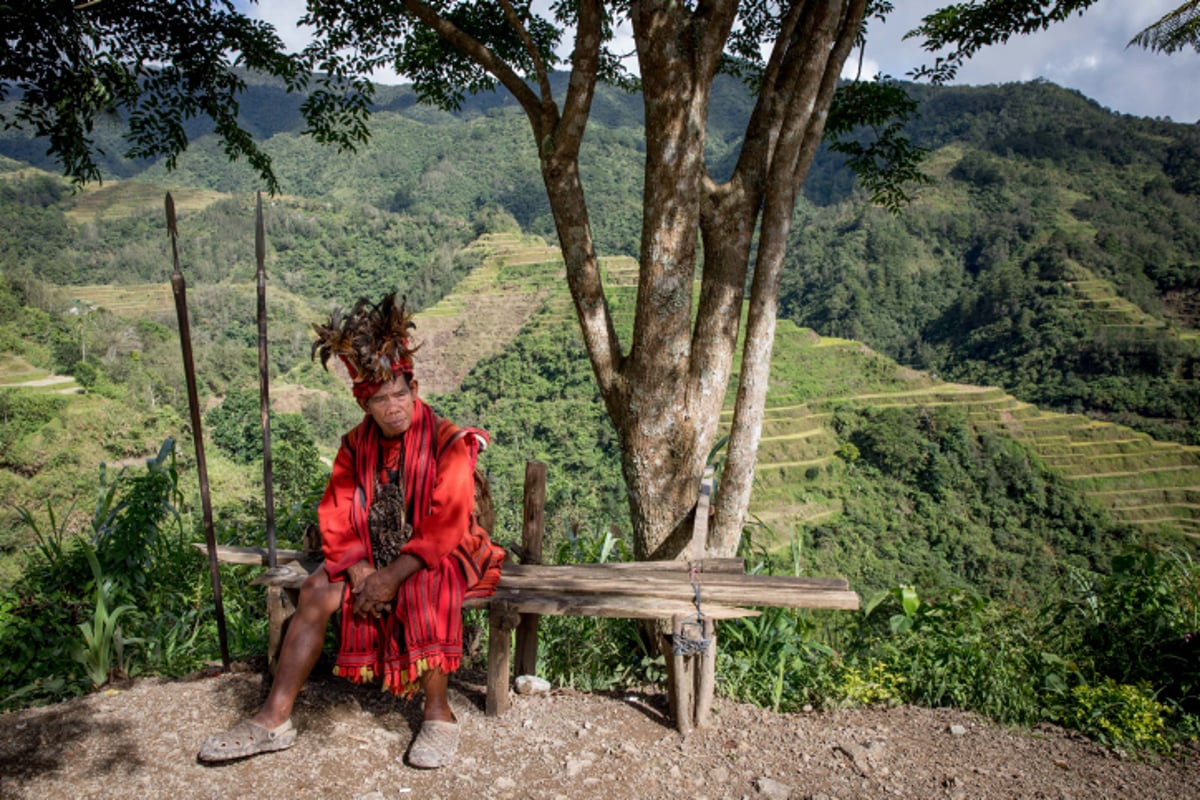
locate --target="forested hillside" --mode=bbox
[1,77,1197,600]
[788,81,1200,444]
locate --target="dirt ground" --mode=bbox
[1,662,1197,800]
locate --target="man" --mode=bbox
[198,294,504,768]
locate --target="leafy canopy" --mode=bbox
[1,1,1148,208]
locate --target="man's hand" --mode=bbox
[352,567,403,618]
[346,560,375,593]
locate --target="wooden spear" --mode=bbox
[166,192,231,670]
[255,192,277,569]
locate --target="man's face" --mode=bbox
[363,375,418,438]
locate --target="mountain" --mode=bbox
[1,76,1198,597]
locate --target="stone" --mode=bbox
[755,776,794,800]
[514,675,551,695]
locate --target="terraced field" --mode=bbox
[746,333,1200,540]
[62,284,174,317]
[1066,264,1197,342]
[63,181,228,224]
[412,232,640,395]
[11,231,1197,544]
[422,241,1200,542]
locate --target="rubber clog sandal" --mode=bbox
[406,719,460,769]
[197,718,296,763]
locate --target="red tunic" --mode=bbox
[318,398,503,695]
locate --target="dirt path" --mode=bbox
[1,664,1197,799]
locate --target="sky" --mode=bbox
[248,1,1200,123]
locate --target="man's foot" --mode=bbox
[406,719,460,769]
[197,718,296,763]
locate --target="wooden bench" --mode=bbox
[198,462,859,734]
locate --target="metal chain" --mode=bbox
[672,564,711,656]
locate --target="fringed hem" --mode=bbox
[380,654,462,698]
[332,664,376,684]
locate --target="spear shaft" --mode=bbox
[166,192,231,670]
[256,192,277,569]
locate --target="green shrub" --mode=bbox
[1059,679,1171,753]
[853,586,1046,725]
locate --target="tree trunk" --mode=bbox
[430,0,868,562]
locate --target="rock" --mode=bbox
[836,742,873,777]
[755,776,794,799]
[493,776,517,791]
[514,675,551,695]
[948,724,968,736]
[565,756,593,777]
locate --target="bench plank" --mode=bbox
[497,564,859,610]
[483,590,760,620]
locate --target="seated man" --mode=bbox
[199,293,504,769]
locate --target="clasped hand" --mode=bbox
[348,561,401,618]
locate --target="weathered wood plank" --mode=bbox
[496,566,859,610]
[570,557,746,573]
[486,606,520,717]
[485,589,761,620]
[193,543,306,566]
[503,563,850,590]
[201,544,858,610]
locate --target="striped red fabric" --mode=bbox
[330,399,503,697]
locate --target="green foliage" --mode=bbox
[90,439,183,599]
[1,1,302,188]
[0,390,68,463]
[72,541,143,689]
[534,526,660,692]
[826,77,930,212]
[1059,678,1171,752]
[1049,545,1200,717]
[0,439,222,706]
[808,405,1134,600]
[854,586,1046,725]
[206,385,269,464]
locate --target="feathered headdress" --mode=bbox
[312,293,418,397]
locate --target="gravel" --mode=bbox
[2,664,1197,799]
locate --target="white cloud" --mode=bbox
[242,1,1200,121]
[860,0,1200,121]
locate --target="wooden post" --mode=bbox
[486,603,520,717]
[514,461,545,677]
[668,613,695,736]
[694,616,717,727]
[690,469,716,730]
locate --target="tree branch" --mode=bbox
[399,0,545,128]
[556,0,604,160]
[496,0,554,105]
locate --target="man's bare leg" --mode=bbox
[251,569,343,729]
[420,668,456,723]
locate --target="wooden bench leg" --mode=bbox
[514,612,540,677]
[266,585,297,677]
[695,617,717,728]
[667,614,696,736]
[665,614,718,734]
[486,603,521,717]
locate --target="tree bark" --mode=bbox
[407,0,868,562]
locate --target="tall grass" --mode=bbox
[0,438,287,708]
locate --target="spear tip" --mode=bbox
[164,192,178,239]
